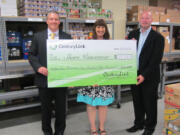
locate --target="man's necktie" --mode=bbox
[50,33,55,39]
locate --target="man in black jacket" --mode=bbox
[29,11,71,135]
[126,11,164,135]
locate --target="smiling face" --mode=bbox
[95,25,106,39]
[46,12,60,32]
[140,11,152,31]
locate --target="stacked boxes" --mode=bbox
[127,5,180,24]
[164,83,180,135]
[155,27,171,53]
[159,14,171,23]
[160,31,170,53]
[160,9,180,23]
[127,5,146,22]
[154,0,180,11]
[0,0,18,16]
[166,9,180,23]
[127,5,165,22]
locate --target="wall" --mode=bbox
[102,0,127,39]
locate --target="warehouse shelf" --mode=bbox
[0,67,34,80]
[0,89,38,101]
[127,21,175,26]
[6,60,31,67]
[164,69,180,77]
[163,53,180,60]
[165,79,180,85]
[1,16,46,22]
[126,22,139,26]
[151,22,174,26]
[0,88,39,113]
[0,16,115,112]
[0,16,65,113]
[67,18,113,24]
[0,102,41,113]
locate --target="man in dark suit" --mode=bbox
[29,11,71,135]
[126,11,164,135]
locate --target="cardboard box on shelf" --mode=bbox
[156,6,166,13]
[160,12,180,23]
[157,27,169,33]
[131,5,147,13]
[160,32,170,53]
[128,5,148,22]
[131,5,165,14]
[130,11,159,22]
[164,121,180,135]
[148,6,165,14]
[128,5,165,22]
[165,83,180,107]
[171,0,180,10]
[150,0,180,10]
[164,105,180,135]
[152,12,159,22]
[166,9,180,17]
[164,44,170,53]
[164,104,180,121]
[160,14,171,23]
[126,9,133,22]
[170,17,180,23]
[131,12,141,22]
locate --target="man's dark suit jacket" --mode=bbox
[29,29,71,88]
[128,28,165,85]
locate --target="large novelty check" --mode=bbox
[47,40,137,87]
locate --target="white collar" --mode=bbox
[140,26,151,34]
[48,28,59,36]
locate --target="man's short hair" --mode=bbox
[46,11,60,19]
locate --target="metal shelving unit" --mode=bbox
[0,89,38,101]
[0,17,6,74]
[0,16,65,112]
[1,16,66,68]
[0,102,40,113]
[0,16,115,112]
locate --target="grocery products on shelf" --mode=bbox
[68,23,93,39]
[17,0,113,19]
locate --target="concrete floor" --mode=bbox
[0,98,164,135]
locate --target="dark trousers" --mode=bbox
[131,81,158,130]
[39,87,67,134]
